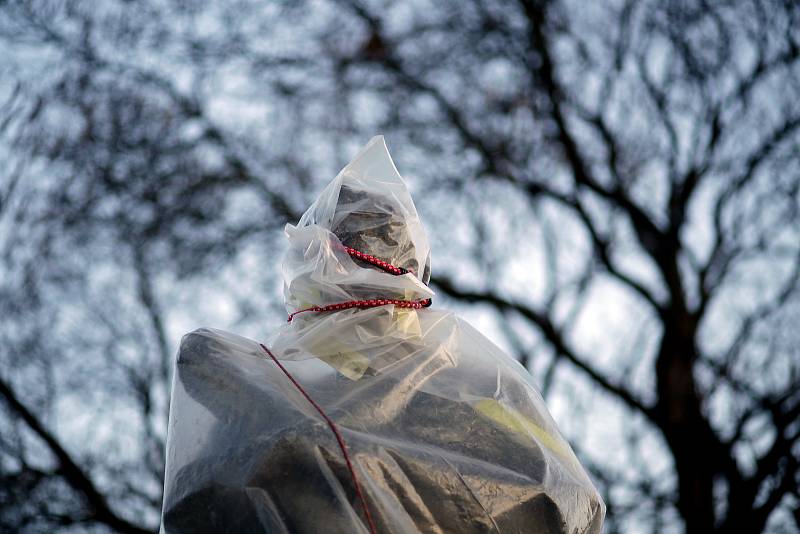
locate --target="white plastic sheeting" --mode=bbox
[161,136,605,533]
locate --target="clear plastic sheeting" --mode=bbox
[161,136,605,533]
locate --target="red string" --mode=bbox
[337,243,411,275]
[259,343,379,534]
[288,297,431,323]
[287,244,432,322]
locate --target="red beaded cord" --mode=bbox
[259,343,378,534]
[337,243,412,275]
[287,243,431,322]
[267,244,425,533]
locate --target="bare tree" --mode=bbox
[1,0,799,532]
[1,1,305,530]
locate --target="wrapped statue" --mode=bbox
[160,136,605,533]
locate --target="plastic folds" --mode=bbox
[161,137,605,533]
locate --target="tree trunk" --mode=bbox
[656,315,716,533]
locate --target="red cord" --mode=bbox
[259,343,379,534]
[265,243,426,530]
[288,297,431,323]
[337,243,412,275]
[288,244,432,322]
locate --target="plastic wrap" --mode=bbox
[161,136,605,533]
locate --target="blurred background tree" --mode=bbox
[1,0,799,532]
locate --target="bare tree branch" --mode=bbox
[433,275,657,421]
[0,377,150,534]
